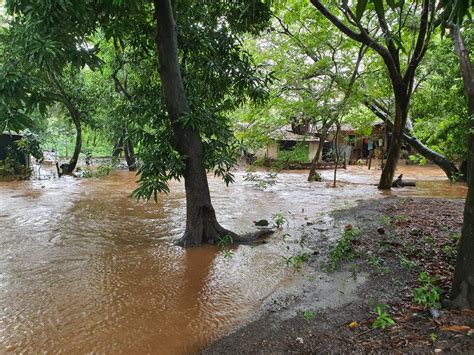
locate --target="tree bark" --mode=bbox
[309,0,434,191]
[112,137,123,157]
[61,100,82,174]
[449,25,474,309]
[153,0,257,247]
[378,92,409,189]
[308,129,327,181]
[124,134,136,171]
[47,69,82,175]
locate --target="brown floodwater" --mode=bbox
[0,165,466,354]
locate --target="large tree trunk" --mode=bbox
[378,93,409,189]
[366,102,461,180]
[449,25,474,309]
[153,0,237,247]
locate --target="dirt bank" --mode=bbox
[205,197,474,354]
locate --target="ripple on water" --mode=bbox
[1,167,458,353]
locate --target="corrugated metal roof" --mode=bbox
[269,126,320,142]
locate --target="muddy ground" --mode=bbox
[205,196,474,354]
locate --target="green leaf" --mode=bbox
[356,0,368,21]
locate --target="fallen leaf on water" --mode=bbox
[440,325,471,332]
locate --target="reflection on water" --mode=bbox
[0,165,465,353]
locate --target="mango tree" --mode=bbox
[310,0,438,189]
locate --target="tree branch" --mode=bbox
[310,0,402,84]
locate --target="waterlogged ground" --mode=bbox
[0,165,467,353]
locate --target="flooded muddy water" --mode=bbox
[0,165,465,353]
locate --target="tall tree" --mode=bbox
[153,0,238,246]
[449,23,474,309]
[5,0,273,246]
[310,0,437,189]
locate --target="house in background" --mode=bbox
[243,118,415,167]
[255,125,321,162]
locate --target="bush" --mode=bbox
[277,143,310,164]
[326,225,360,272]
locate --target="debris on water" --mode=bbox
[254,219,269,227]
[73,171,87,178]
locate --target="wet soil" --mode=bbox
[206,197,474,354]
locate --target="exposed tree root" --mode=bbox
[232,228,275,245]
[446,281,474,310]
[175,204,275,247]
[175,217,274,247]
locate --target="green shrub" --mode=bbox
[277,143,310,164]
[414,272,440,309]
[326,226,360,272]
[372,305,395,330]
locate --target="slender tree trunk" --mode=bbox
[333,125,341,188]
[112,137,123,157]
[153,0,237,247]
[124,136,136,171]
[308,129,327,181]
[61,102,82,174]
[378,93,408,189]
[449,25,474,309]
[47,69,81,175]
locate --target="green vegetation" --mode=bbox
[276,143,310,164]
[367,256,390,274]
[217,235,233,249]
[218,235,234,260]
[283,252,311,272]
[244,172,278,190]
[413,272,441,309]
[372,305,395,330]
[272,213,287,229]
[379,215,391,226]
[399,256,418,270]
[326,226,360,272]
[303,310,315,321]
[0,0,472,317]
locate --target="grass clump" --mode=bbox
[372,304,395,330]
[326,225,360,272]
[413,271,440,309]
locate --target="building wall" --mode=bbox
[255,142,279,160]
[266,143,279,159]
